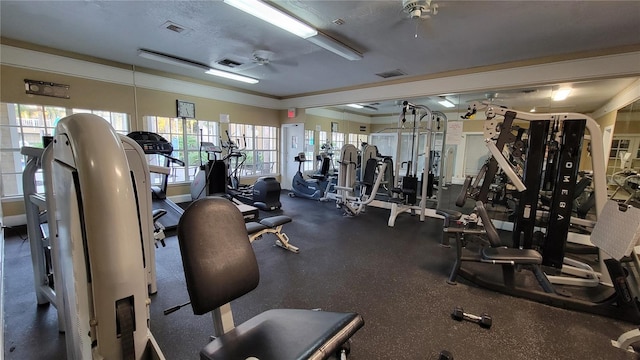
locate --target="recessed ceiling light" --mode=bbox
[347,104,364,109]
[438,99,455,108]
[552,88,571,101]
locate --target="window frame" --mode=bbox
[145,116,220,186]
[1,103,130,198]
[228,123,278,178]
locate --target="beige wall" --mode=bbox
[0,61,286,216]
[1,65,136,115]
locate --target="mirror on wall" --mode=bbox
[607,99,640,205]
[611,99,640,171]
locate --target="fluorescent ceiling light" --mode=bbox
[223,0,317,39]
[307,33,363,61]
[138,49,258,84]
[205,69,259,84]
[138,49,208,70]
[224,0,361,61]
[552,88,571,101]
[530,107,536,112]
[347,103,364,109]
[438,99,455,108]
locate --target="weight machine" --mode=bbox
[39,114,164,359]
[366,101,447,226]
[449,106,640,327]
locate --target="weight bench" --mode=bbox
[177,197,364,360]
[246,215,299,253]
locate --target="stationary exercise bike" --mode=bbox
[288,152,332,200]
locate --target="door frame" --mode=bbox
[281,123,305,190]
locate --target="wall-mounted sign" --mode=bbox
[24,79,70,99]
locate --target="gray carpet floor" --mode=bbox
[3,187,639,359]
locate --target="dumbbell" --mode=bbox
[451,306,492,328]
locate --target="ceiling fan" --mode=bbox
[397,0,439,38]
[402,0,439,19]
[216,50,297,76]
[462,93,510,119]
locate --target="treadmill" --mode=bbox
[127,131,185,231]
[127,131,260,230]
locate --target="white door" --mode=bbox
[281,123,304,190]
[464,134,490,177]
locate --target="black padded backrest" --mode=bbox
[320,156,331,175]
[362,158,378,186]
[208,160,227,195]
[455,176,473,207]
[177,197,259,315]
[475,201,502,247]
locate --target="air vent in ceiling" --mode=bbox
[217,58,243,68]
[161,21,191,34]
[375,69,406,79]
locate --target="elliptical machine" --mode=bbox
[191,129,282,210]
[288,152,332,200]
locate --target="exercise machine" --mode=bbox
[175,197,363,359]
[127,131,185,230]
[446,106,640,325]
[288,152,333,200]
[46,113,165,359]
[335,144,388,216]
[223,130,282,210]
[367,102,446,226]
[21,129,165,337]
[192,131,282,210]
[449,200,640,323]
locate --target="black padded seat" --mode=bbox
[178,197,363,360]
[482,247,542,264]
[436,209,463,223]
[200,309,364,360]
[259,215,292,228]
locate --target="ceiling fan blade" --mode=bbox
[262,63,278,74]
[270,58,298,67]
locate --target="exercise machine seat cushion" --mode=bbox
[482,247,542,264]
[246,222,268,234]
[435,209,463,221]
[259,215,292,228]
[177,197,259,315]
[200,309,364,360]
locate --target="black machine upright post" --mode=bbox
[541,119,586,269]
[512,120,550,249]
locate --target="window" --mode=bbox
[348,133,369,148]
[146,116,219,185]
[331,132,345,166]
[608,136,640,174]
[72,108,129,134]
[303,130,315,172]
[228,123,278,177]
[1,103,129,197]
